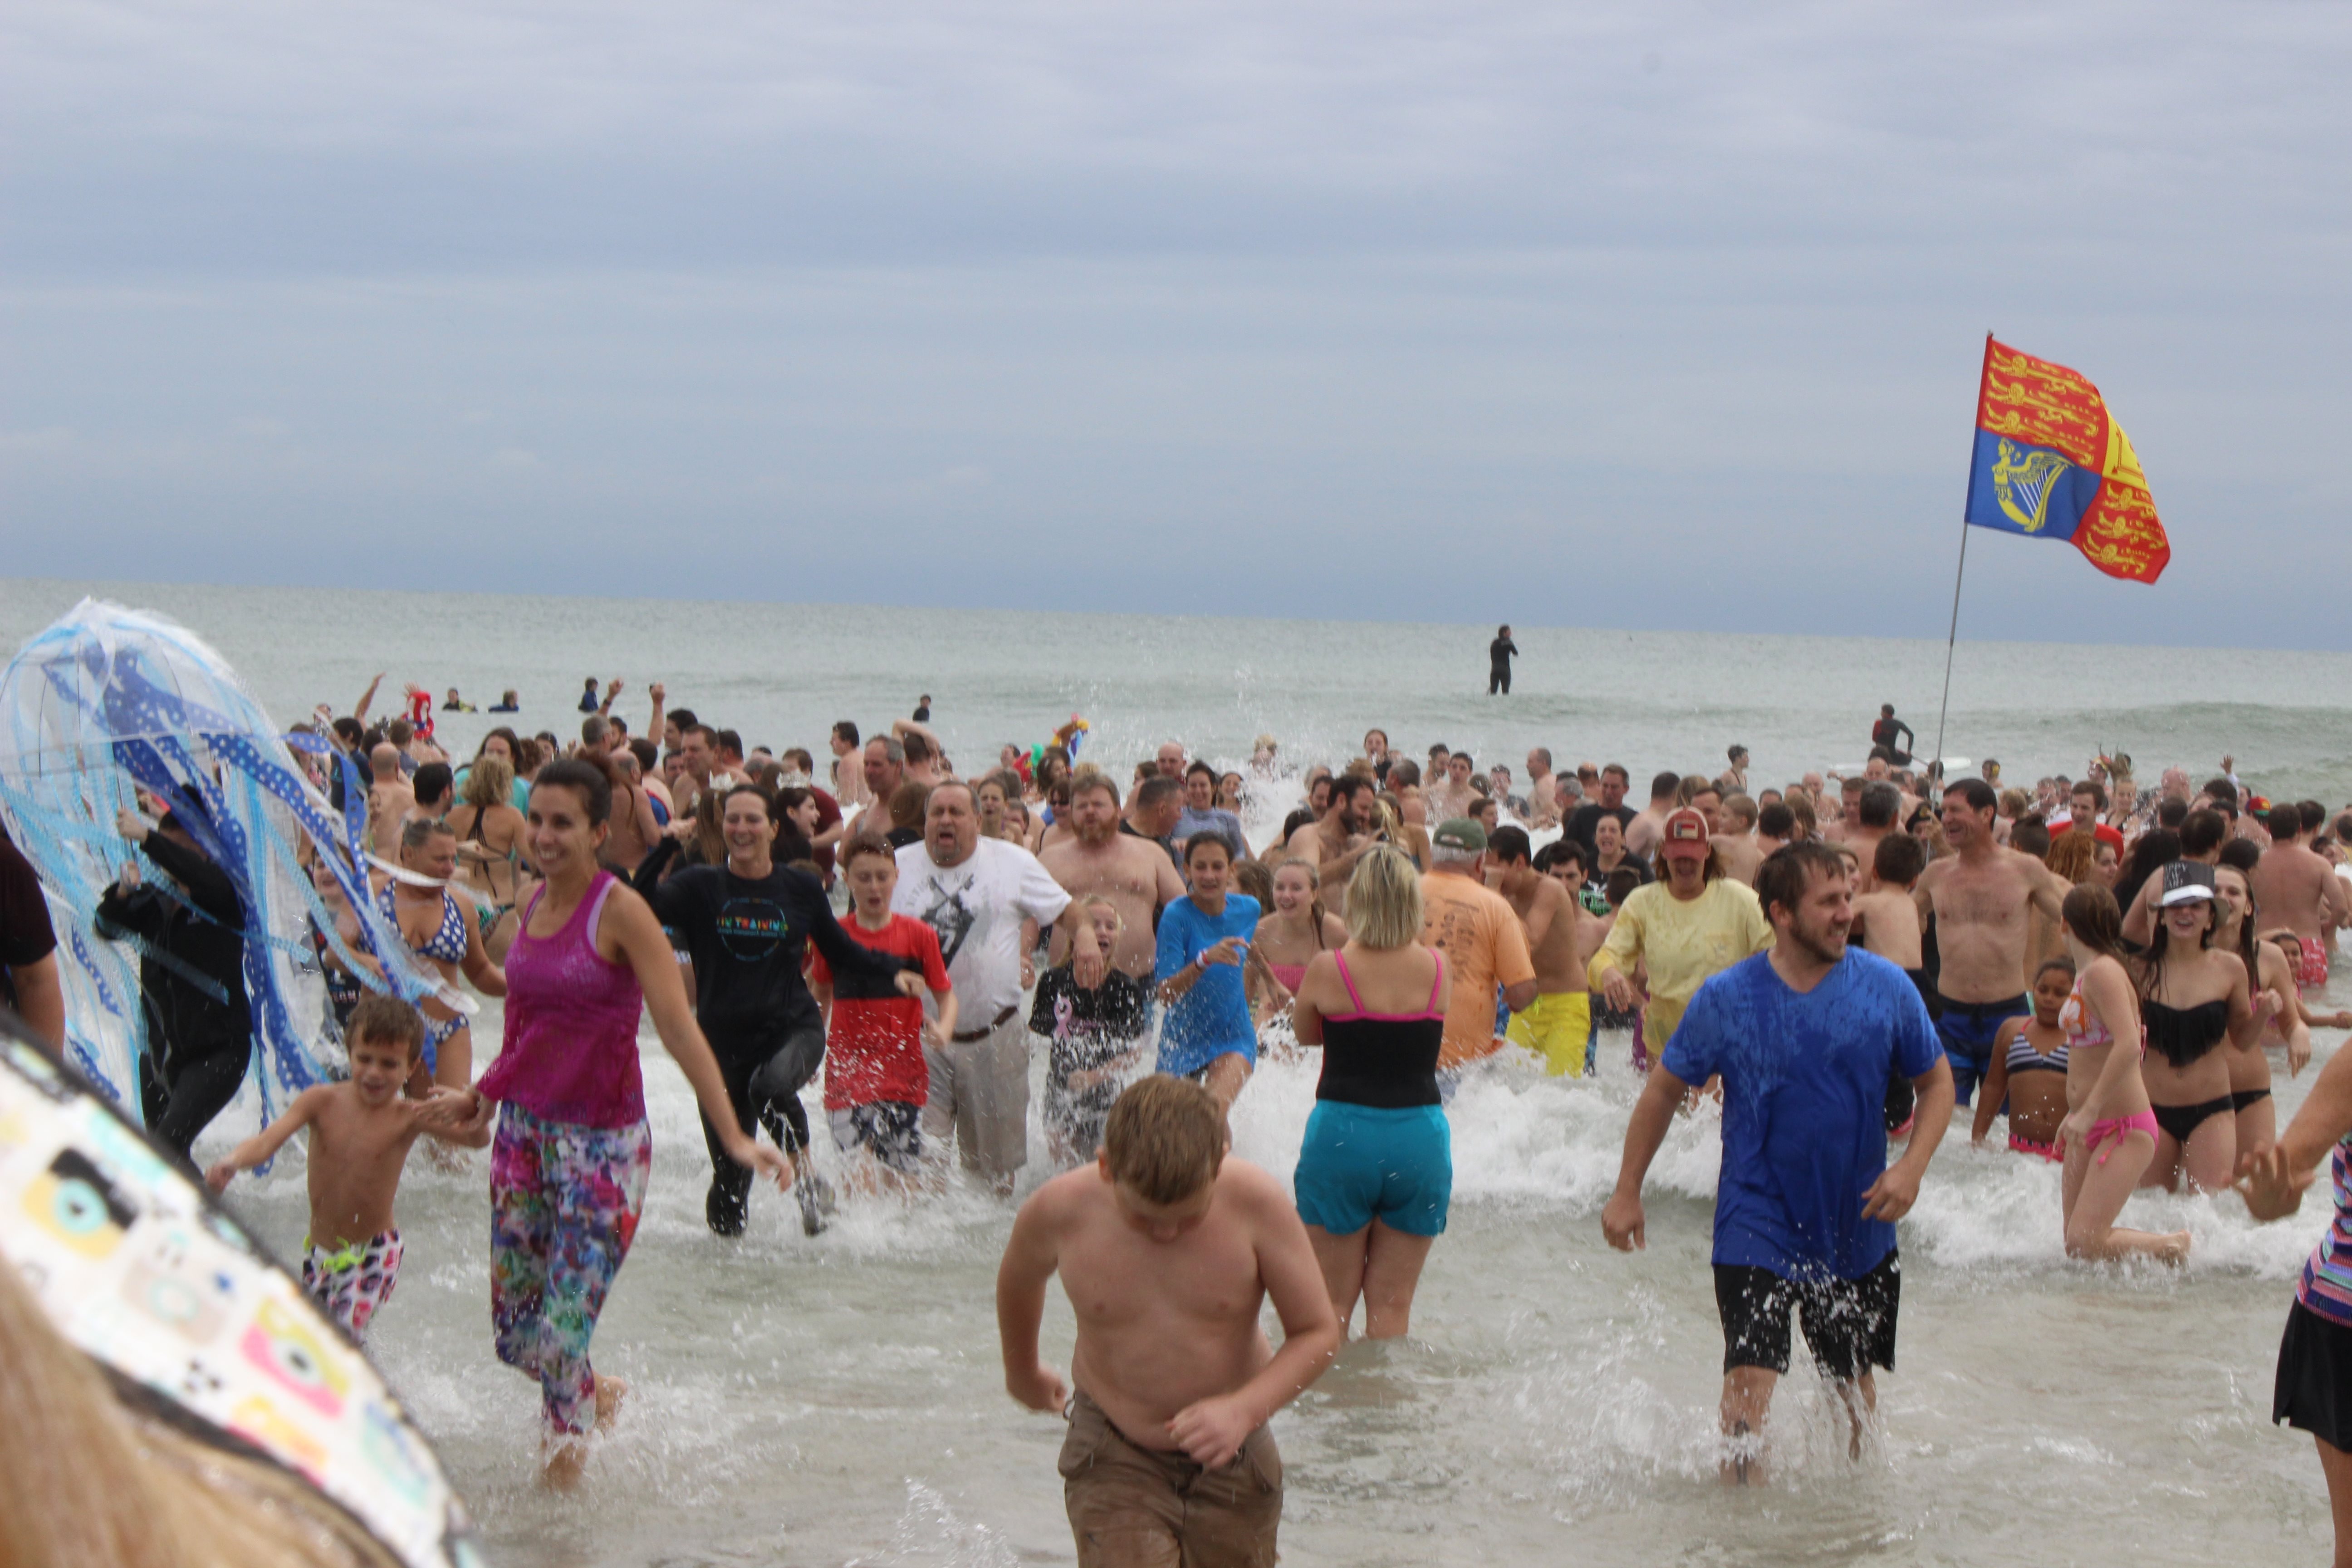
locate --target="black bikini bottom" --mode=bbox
[2151,1096,2235,1144]
[2232,1088,2273,1113]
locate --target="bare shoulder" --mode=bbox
[1217,1156,1292,1218]
[1020,1162,1106,1227]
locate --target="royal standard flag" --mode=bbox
[1963,336,2170,583]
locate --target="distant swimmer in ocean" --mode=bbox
[442,686,477,712]
[578,676,601,714]
[490,688,521,712]
[1488,624,1518,695]
[1871,704,1915,766]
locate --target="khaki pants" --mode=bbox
[921,1009,1029,1184]
[1059,1389,1281,1568]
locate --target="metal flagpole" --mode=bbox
[1931,517,1970,774]
[1935,331,1997,777]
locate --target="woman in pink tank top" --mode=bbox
[444,759,791,1488]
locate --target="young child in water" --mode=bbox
[1971,958,2077,1160]
[207,994,476,1343]
[1029,896,1152,1168]
[996,1075,1341,1566]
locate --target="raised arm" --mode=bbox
[352,672,386,723]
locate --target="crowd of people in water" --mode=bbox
[7,672,2352,1565]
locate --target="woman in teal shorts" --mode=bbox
[1288,846,1451,1340]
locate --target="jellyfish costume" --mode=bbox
[0,599,434,1131]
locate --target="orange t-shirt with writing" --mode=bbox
[1419,873,1537,1069]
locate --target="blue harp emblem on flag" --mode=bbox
[1989,440,2071,533]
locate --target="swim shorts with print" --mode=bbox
[829,1100,925,1173]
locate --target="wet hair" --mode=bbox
[2180,808,2226,859]
[714,728,744,760]
[410,761,453,809]
[2062,883,2129,966]
[2301,799,2328,833]
[1944,777,1999,815]
[1182,832,1232,867]
[841,834,897,869]
[460,753,513,810]
[888,781,932,831]
[1857,781,1901,829]
[1327,774,1372,812]
[1133,776,1181,813]
[628,736,659,773]
[2010,815,2053,859]
[347,993,426,1061]
[2218,837,2263,875]
[900,732,933,766]
[532,757,614,824]
[1345,846,1425,949]
[1602,866,1644,909]
[1103,1075,1225,1204]
[1754,841,1849,925]
[1537,838,1589,878]
[1873,832,1926,887]
[1487,825,1532,866]
[2156,797,2189,829]
[833,720,860,747]
[397,815,454,855]
[1649,769,1681,801]
[1756,802,1795,838]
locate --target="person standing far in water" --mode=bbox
[577,677,602,715]
[1914,778,2072,1107]
[1871,704,1915,766]
[435,759,791,1489]
[996,1075,1341,1568]
[1589,808,1773,1073]
[1603,842,1953,1484]
[1289,846,1453,1337]
[1155,834,1264,1112]
[895,781,1105,1194]
[1489,623,1519,695]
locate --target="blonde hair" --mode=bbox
[1345,845,1425,949]
[460,753,512,811]
[1078,893,1125,933]
[1103,1076,1225,1203]
[0,1255,400,1568]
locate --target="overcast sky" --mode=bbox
[5,2,2349,646]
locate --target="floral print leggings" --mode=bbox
[490,1103,653,1435]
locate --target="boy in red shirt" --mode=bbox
[812,836,956,1192]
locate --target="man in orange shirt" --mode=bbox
[1417,819,1538,1076]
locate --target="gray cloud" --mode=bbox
[4,1,2349,643]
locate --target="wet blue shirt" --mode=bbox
[1154,893,1260,1076]
[1661,948,1941,1280]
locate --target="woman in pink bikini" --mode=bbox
[2053,885,2190,1264]
[1249,858,1348,1018]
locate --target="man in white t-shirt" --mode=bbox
[894,781,1105,1192]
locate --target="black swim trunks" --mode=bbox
[1715,1249,1901,1380]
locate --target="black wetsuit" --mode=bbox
[634,837,913,1235]
[93,832,250,1166]
[1489,635,1519,695]
[1871,716,1915,765]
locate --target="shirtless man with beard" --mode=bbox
[1913,777,2071,1107]
[1040,774,1188,980]
[1284,774,1383,896]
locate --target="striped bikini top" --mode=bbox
[2005,1027,2067,1075]
[2298,1134,2352,1328]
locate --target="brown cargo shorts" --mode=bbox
[1058,1387,1282,1568]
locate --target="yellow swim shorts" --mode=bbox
[1505,991,1593,1078]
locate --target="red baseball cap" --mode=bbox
[1660,806,1711,860]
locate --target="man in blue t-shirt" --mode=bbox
[1602,841,1953,1484]
[1153,833,1261,1111]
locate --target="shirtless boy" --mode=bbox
[207,995,476,1343]
[1487,827,1592,1078]
[1042,774,1189,979]
[1915,779,2070,1106]
[997,1075,1341,1567]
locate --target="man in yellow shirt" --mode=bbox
[1419,819,1539,1073]
[1589,808,1773,1066]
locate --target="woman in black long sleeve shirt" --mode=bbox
[633,783,920,1235]
[93,805,250,1164]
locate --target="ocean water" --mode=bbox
[5,575,2352,1568]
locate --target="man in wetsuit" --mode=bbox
[95,800,252,1168]
[1489,624,1519,695]
[1870,705,1915,767]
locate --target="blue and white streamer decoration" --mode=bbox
[0,600,434,1128]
